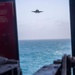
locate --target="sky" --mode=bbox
[16,0,71,40]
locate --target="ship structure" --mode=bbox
[0,0,75,75]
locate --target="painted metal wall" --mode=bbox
[0,0,19,60]
[70,0,75,75]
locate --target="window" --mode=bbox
[16,0,71,75]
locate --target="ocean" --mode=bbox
[18,39,71,75]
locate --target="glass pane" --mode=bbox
[16,0,71,75]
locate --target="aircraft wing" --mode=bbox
[32,11,36,12]
[31,11,43,13]
[39,11,43,12]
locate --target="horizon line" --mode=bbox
[18,38,71,41]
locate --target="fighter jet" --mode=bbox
[32,9,43,13]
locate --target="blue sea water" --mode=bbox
[18,39,71,75]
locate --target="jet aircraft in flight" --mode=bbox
[32,9,43,13]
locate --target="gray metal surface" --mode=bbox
[33,64,61,75]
